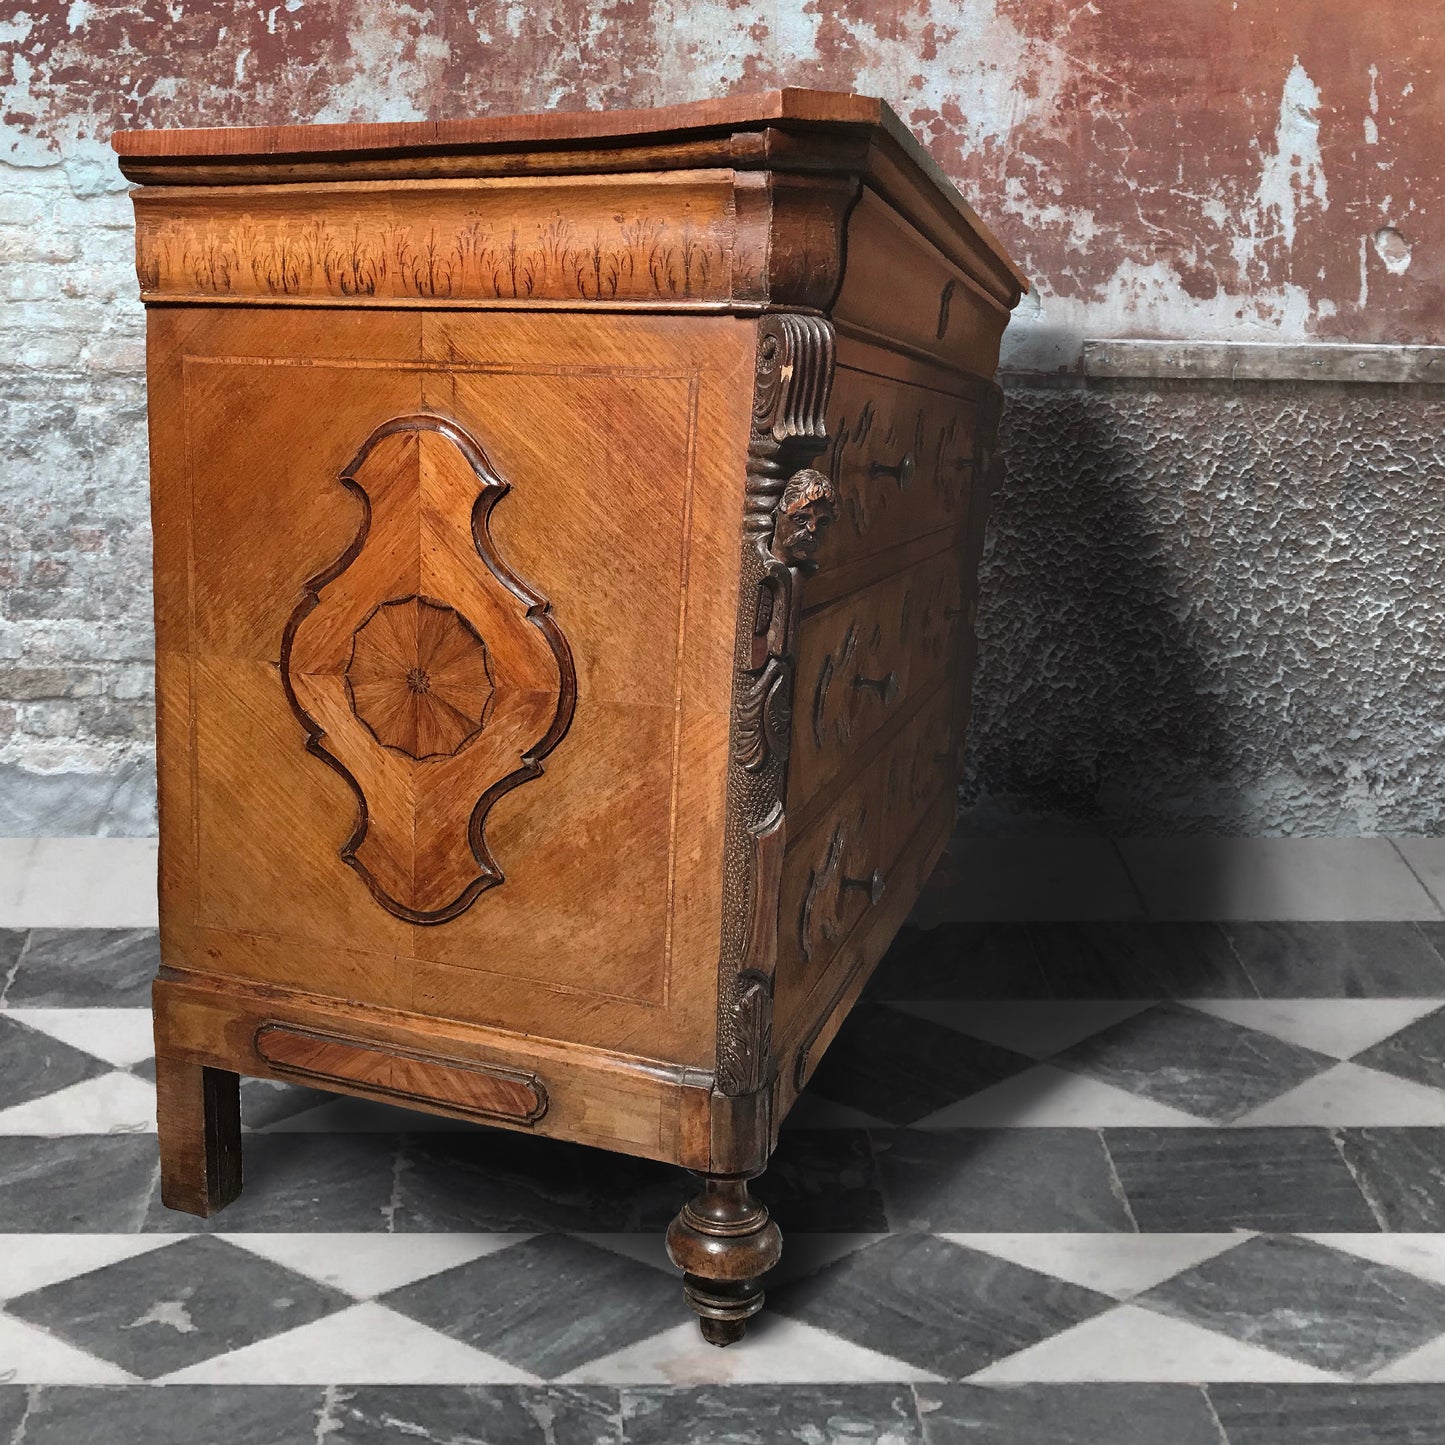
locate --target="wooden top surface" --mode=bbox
[115,89,909,163]
[112,90,1025,291]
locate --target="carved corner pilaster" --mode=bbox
[715,314,837,1099]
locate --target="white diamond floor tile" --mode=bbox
[0,839,159,929]
[0,1071,157,1134]
[220,1233,529,1298]
[1391,840,1445,916]
[0,1313,139,1384]
[966,1304,1343,1384]
[2,1008,156,1068]
[1184,999,1444,1059]
[1231,1060,1445,1126]
[938,1233,1254,1299]
[1117,837,1442,922]
[0,1236,175,1302]
[558,1315,943,1385]
[889,1001,1153,1058]
[156,1302,541,1385]
[913,1064,1209,1128]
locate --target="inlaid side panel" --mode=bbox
[150,308,754,1061]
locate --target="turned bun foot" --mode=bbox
[667,1175,782,1346]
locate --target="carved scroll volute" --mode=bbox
[283,415,574,924]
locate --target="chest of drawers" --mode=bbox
[113,89,1024,1344]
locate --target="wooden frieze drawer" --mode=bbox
[113,88,1025,1348]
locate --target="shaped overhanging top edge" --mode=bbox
[111,87,1028,295]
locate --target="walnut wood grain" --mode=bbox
[255,1024,547,1123]
[155,1055,241,1218]
[111,89,1027,301]
[281,411,575,924]
[125,91,1022,1346]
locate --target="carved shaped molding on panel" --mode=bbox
[281,414,576,925]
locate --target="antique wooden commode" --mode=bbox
[113,90,1024,1343]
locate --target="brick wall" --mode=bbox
[0,3,1440,834]
[1,147,153,829]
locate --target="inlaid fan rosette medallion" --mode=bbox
[280,414,576,925]
[346,596,495,761]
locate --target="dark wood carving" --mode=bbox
[666,1175,783,1346]
[255,1024,548,1123]
[716,314,837,1097]
[281,414,576,925]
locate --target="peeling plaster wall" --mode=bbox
[0,2,1440,833]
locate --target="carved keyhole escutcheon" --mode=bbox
[281,414,576,924]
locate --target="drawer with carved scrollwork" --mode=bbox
[789,548,966,808]
[819,367,982,571]
[773,684,961,1028]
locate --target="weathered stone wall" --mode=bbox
[965,379,1445,836]
[0,2,1440,833]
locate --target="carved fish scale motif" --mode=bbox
[281,414,575,924]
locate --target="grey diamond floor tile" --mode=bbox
[333,1385,622,1444]
[806,1003,1036,1126]
[915,1384,1222,1445]
[771,1232,1113,1379]
[872,1128,1135,1231]
[621,1384,922,1444]
[1208,1384,1445,1444]
[1333,1128,1445,1230]
[1225,924,1445,998]
[392,1130,685,1233]
[144,1133,401,1232]
[6,1235,353,1379]
[1141,1234,1445,1377]
[11,1386,327,1444]
[0,1135,158,1231]
[0,928,24,991]
[1103,1129,1379,1231]
[1353,1008,1445,1090]
[1028,923,1257,999]
[382,1233,682,1380]
[0,1387,27,1440]
[4,929,159,1007]
[869,924,1052,1000]
[1051,1003,1336,1122]
[755,1128,889,1232]
[0,1012,111,1108]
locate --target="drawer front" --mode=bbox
[789,548,964,808]
[774,686,959,1027]
[819,366,978,572]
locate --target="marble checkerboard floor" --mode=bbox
[6,914,1445,1441]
